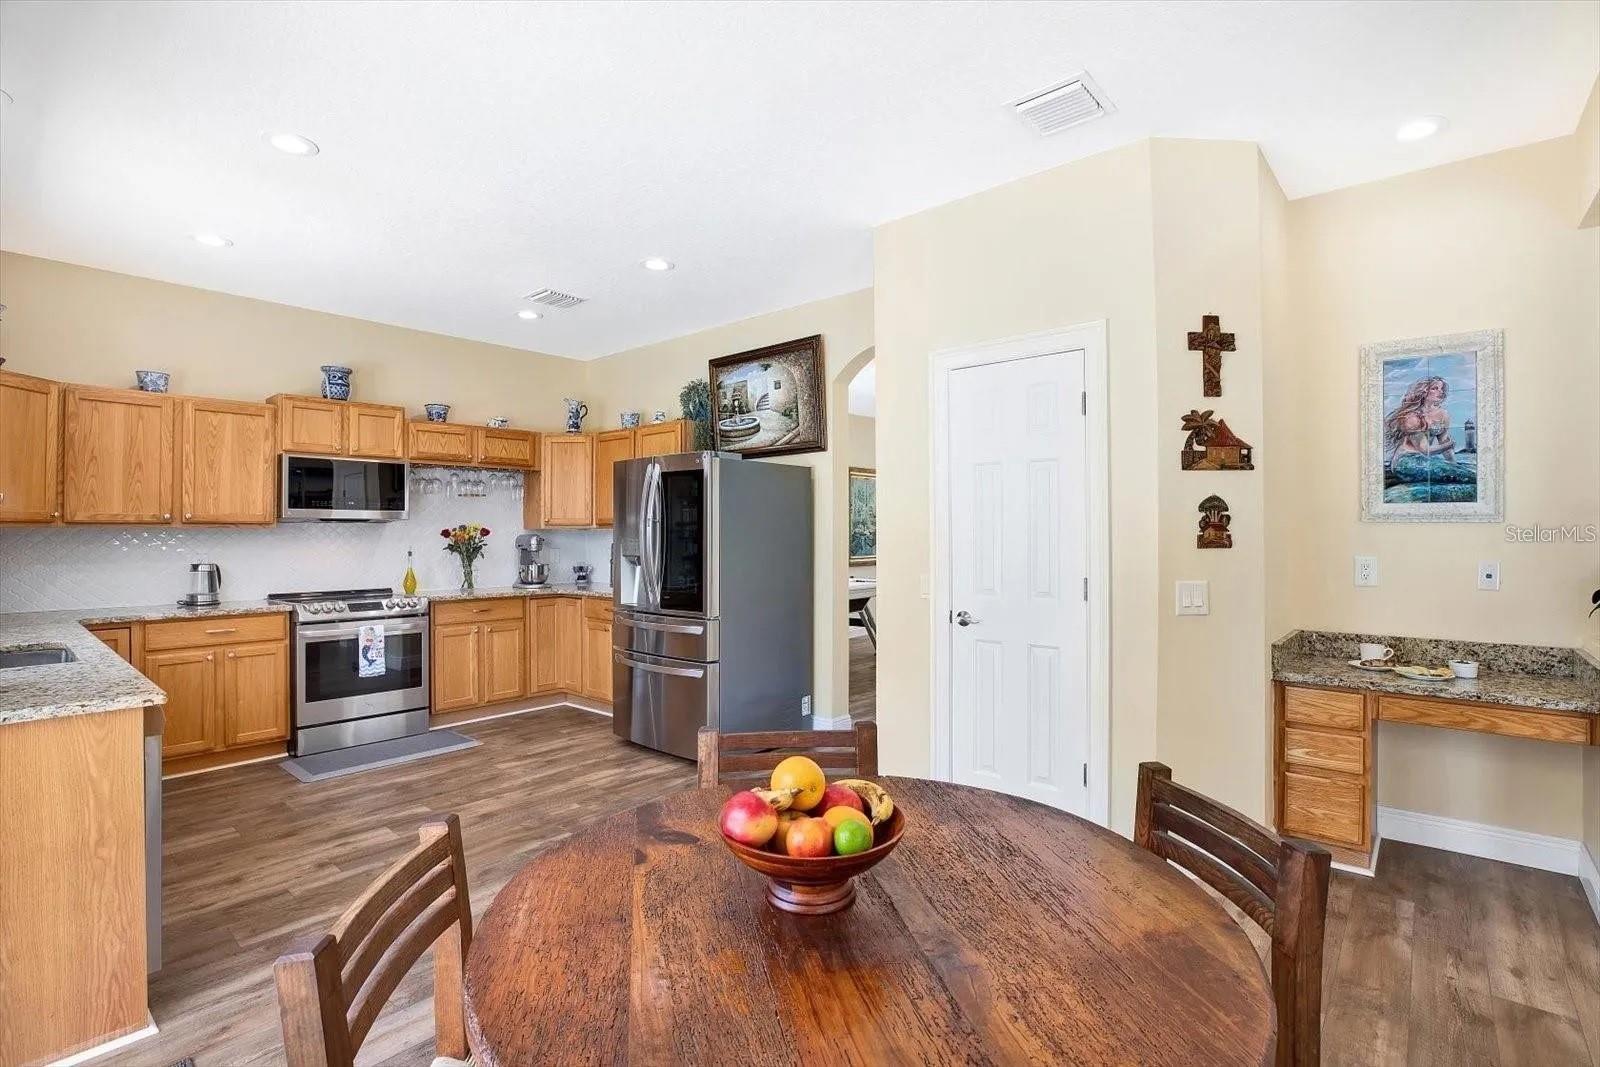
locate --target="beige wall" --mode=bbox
[0,253,587,426]
[1577,76,1600,228]
[583,289,875,721]
[847,414,876,468]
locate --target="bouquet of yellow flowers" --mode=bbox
[441,523,491,591]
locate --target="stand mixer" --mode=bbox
[514,533,549,587]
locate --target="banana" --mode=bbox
[752,787,802,811]
[834,779,894,825]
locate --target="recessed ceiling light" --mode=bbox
[191,232,233,248]
[516,309,541,320]
[641,257,675,272]
[266,132,320,156]
[1395,116,1446,142]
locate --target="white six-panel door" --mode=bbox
[947,349,1089,815]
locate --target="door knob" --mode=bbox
[955,611,978,627]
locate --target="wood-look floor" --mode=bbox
[849,632,875,721]
[103,706,1599,1066]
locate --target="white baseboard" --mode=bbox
[812,714,853,730]
[51,1016,157,1066]
[1581,843,1600,927]
[1377,806,1583,877]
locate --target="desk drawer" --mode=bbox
[434,598,526,626]
[1377,695,1592,745]
[1283,686,1365,732]
[146,613,287,650]
[1283,725,1365,775]
[1282,769,1365,848]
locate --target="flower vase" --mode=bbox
[460,560,476,591]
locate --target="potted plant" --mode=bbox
[441,524,491,591]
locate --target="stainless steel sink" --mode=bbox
[0,647,78,668]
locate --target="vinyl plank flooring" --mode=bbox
[849,632,875,721]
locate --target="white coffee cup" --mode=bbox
[1448,660,1479,679]
[1358,643,1394,662]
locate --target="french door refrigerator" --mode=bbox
[612,451,813,759]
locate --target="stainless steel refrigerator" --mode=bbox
[612,451,813,759]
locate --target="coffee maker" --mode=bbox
[514,533,549,587]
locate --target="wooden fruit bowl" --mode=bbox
[720,807,906,915]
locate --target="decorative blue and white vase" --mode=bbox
[424,403,450,422]
[564,398,588,433]
[320,365,353,400]
[620,410,641,428]
[486,416,510,428]
[652,409,668,423]
[134,370,170,393]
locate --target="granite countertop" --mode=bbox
[0,616,167,725]
[423,583,613,602]
[1272,630,1600,715]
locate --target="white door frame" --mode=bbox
[929,321,1111,826]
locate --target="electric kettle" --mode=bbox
[180,562,222,607]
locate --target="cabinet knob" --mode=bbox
[206,652,214,661]
[163,513,173,521]
[227,651,236,658]
[0,491,6,503]
[52,510,60,518]
[184,513,192,520]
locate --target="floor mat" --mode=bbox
[280,730,480,782]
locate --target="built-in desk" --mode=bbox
[1270,630,1600,871]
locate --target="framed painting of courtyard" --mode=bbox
[709,334,828,458]
[1359,328,1503,523]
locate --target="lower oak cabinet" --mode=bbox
[529,597,583,694]
[1274,684,1374,864]
[432,598,528,713]
[582,598,615,702]
[142,613,290,768]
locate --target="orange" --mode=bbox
[770,756,827,811]
[822,806,871,831]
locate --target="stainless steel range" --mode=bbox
[268,587,430,756]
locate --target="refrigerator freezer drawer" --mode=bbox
[613,609,719,662]
[612,649,720,761]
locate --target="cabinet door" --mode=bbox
[592,430,635,528]
[0,371,61,523]
[344,404,406,459]
[408,422,475,464]
[582,614,614,702]
[481,619,527,704]
[62,386,174,523]
[635,420,688,457]
[539,434,595,527]
[477,428,538,469]
[146,647,218,758]
[433,622,483,712]
[180,397,277,524]
[529,597,582,693]
[221,641,289,746]
[275,395,344,455]
[89,626,133,663]
[557,598,584,691]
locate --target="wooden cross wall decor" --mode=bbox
[1186,314,1235,397]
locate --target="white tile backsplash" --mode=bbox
[0,471,615,612]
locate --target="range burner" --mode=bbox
[268,587,426,623]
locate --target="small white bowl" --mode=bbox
[1448,660,1479,679]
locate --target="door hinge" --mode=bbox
[1081,391,1087,415]
[1082,763,1088,787]
[1082,576,1088,601]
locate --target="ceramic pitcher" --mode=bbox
[564,398,589,433]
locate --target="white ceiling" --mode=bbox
[2,1,1595,360]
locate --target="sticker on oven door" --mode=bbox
[358,624,386,678]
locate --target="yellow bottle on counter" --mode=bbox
[402,549,418,596]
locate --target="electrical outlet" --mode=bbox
[1354,555,1379,587]
[1478,560,1501,591]
[1175,580,1209,616]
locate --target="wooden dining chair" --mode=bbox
[1135,762,1330,1067]
[697,720,877,788]
[274,815,474,1067]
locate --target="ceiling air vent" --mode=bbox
[524,287,587,310]
[1012,73,1112,136]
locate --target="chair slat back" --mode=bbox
[1134,762,1330,1067]
[697,721,877,788]
[275,815,473,1067]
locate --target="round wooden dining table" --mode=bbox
[463,777,1274,1066]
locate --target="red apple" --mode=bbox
[773,809,807,854]
[720,790,778,848]
[815,783,864,816]
[785,816,834,858]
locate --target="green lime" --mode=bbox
[833,818,873,856]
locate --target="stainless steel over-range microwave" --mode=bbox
[279,454,409,521]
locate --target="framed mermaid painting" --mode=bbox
[1359,328,1504,522]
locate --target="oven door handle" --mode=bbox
[614,651,705,679]
[297,620,428,642]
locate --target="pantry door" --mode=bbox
[938,336,1097,818]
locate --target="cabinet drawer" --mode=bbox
[1377,695,1593,745]
[145,612,287,651]
[583,597,614,622]
[1282,769,1365,847]
[1283,686,1364,731]
[434,598,526,626]
[1283,725,1365,775]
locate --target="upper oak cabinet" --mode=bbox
[635,419,690,458]
[270,395,406,459]
[476,427,539,470]
[592,429,636,527]
[0,370,62,523]
[407,420,475,465]
[533,433,595,528]
[62,385,175,524]
[344,402,406,459]
[178,397,276,524]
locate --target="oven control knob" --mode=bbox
[332,602,347,613]
[306,604,322,615]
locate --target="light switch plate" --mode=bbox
[1354,555,1378,587]
[1175,580,1209,616]
[1478,560,1501,591]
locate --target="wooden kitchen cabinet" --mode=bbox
[0,370,62,523]
[220,641,290,746]
[344,402,407,459]
[272,394,344,454]
[143,613,290,769]
[178,396,277,524]
[432,622,483,713]
[476,427,539,469]
[62,385,175,524]
[533,433,595,528]
[408,420,476,464]
[1273,683,1375,867]
[88,626,134,663]
[529,596,583,694]
[146,646,220,758]
[482,619,528,703]
[431,599,529,713]
[635,419,690,457]
[592,429,636,527]
[581,598,615,702]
